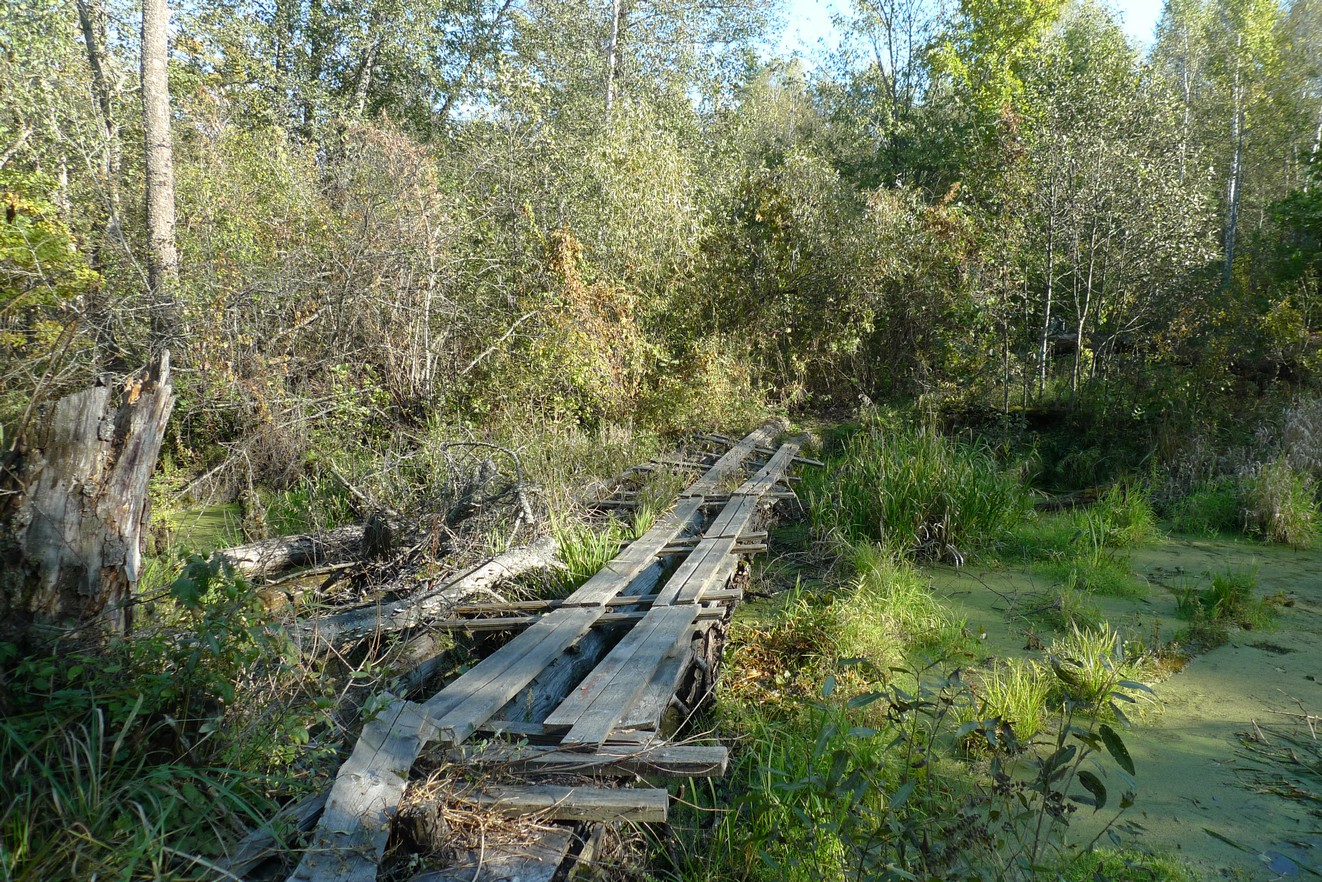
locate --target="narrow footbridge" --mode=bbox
[250,423,809,882]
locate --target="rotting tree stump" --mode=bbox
[0,352,174,640]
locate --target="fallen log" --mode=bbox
[303,536,562,646]
[215,524,368,581]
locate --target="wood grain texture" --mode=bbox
[549,606,698,749]
[452,742,728,777]
[468,786,668,823]
[425,607,603,744]
[286,697,436,882]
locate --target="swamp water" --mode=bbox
[931,538,1322,879]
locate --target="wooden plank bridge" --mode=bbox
[259,423,810,882]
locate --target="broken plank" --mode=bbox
[422,607,602,744]
[452,743,729,777]
[468,786,668,824]
[286,697,436,882]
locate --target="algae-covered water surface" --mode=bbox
[930,536,1322,878]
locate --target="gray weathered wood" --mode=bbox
[287,697,436,882]
[3,352,174,636]
[425,607,603,745]
[216,525,367,580]
[619,635,695,731]
[408,826,575,882]
[679,422,782,499]
[548,605,698,749]
[305,536,561,645]
[452,742,728,777]
[467,786,668,823]
[429,606,724,632]
[219,790,329,877]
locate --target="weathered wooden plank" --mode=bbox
[468,786,668,823]
[731,441,802,498]
[554,607,699,749]
[652,497,759,607]
[220,790,329,877]
[431,606,726,632]
[490,560,665,727]
[422,607,602,744]
[680,422,781,499]
[618,637,693,731]
[542,605,692,731]
[452,743,728,777]
[286,697,436,882]
[475,721,656,743]
[559,498,704,607]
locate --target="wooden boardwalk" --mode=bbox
[280,423,805,882]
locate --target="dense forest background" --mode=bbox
[3,0,1319,494]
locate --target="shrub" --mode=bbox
[968,658,1053,740]
[1047,625,1154,712]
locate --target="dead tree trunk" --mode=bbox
[0,353,174,640]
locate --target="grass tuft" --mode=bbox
[802,419,1029,559]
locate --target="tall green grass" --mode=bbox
[0,689,277,880]
[801,421,1029,558]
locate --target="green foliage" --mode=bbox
[802,417,1029,557]
[0,173,98,432]
[0,555,327,879]
[1047,625,1154,711]
[1170,477,1242,536]
[967,658,1054,740]
[0,698,276,881]
[1061,848,1193,882]
[847,543,972,661]
[1176,569,1277,631]
[694,662,1145,882]
[548,514,631,596]
[1240,458,1319,548]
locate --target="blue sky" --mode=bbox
[779,0,1167,57]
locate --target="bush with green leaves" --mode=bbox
[682,664,1146,882]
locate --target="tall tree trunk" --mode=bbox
[352,28,382,118]
[605,0,626,114]
[1222,36,1245,289]
[142,0,179,345]
[75,0,123,241]
[1037,186,1056,400]
[0,354,175,641]
[1072,220,1099,396]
